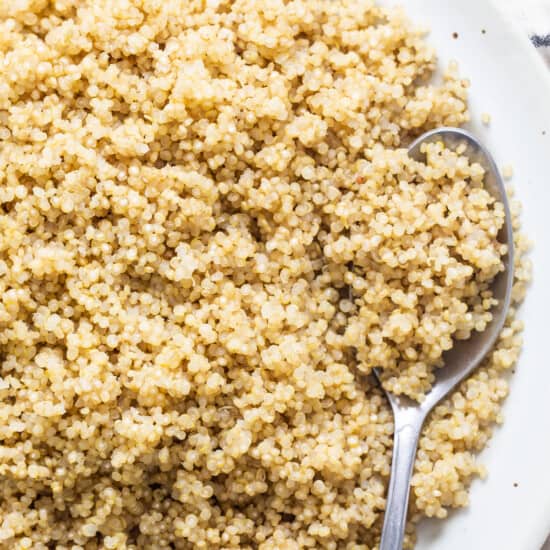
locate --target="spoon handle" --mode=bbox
[379,413,424,550]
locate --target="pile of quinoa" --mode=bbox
[0,1,531,549]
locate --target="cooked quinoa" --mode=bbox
[0,1,531,549]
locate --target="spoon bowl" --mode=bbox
[377,128,514,550]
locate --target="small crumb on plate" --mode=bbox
[502,165,514,180]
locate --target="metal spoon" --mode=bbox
[376,128,514,550]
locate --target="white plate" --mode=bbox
[377,1,550,549]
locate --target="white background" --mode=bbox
[501,2,550,549]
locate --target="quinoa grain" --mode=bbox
[0,1,530,549]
